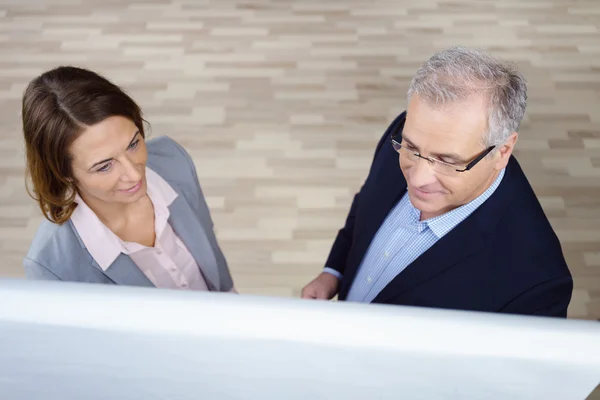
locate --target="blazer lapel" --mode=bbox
[100,254,155,287]
[339,157,407,299]
[167,195,220,290]
[68,220,155,288]
[371,216,485,304]
[371,158,517,304]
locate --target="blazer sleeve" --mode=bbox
[324,112,406,276]
[23,257,61,281]
[500,275,573,318]
[167,138,235,292]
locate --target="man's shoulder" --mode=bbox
[503,156,550,222]
[485,158,568,271]
[478,155,543,221]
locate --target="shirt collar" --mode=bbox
[407,168,505,238]
[145,167,178,210]
[397,195,429,233]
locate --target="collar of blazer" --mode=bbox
[71,188,220,290]
[68,157,221,291]
[371,155,520,304]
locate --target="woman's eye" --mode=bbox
[128,139,139,150]
[97,163,111,172]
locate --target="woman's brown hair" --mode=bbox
[22,66,145,225]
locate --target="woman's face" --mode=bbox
[69,116,148,206]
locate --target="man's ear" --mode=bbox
[494,132,518,171]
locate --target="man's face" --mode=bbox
[399,94,516,220]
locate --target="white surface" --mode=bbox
[0,278,599,399]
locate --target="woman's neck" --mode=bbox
[79,193,151,232]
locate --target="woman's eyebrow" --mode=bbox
[88,131,140,171]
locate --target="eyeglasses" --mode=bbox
[391,116,496,176]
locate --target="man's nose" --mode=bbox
[409,157,438,187]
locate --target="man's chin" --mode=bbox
[409,185,443,199]
[407,193,445,218]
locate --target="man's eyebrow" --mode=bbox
[401,135,467,163]
[401,135,417,147]
[434,151,468,163]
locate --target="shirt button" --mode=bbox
[384,251,389,257]
[156,249,162,255]
[367,277,372,283]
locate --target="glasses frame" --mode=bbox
[390,116,496,174]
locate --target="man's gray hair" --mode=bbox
[407,46,527,147]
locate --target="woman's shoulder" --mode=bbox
[25,219,111,282]
[146,136,195,169]
[146,136,200,193]
[25,219,89,275]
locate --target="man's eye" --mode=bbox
[439,158,459,165]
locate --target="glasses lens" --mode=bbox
[398,146,416,161]
[431,162,458,176]
[397,144,460,176]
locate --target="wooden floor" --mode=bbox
[0,0,599,322]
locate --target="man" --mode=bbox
[301,46,573,317]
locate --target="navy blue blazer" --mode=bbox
[326,112,573,317]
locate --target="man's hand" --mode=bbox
[301,272,340,300]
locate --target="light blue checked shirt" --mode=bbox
[325,168,505,303]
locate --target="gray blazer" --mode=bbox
[23,136,234,292]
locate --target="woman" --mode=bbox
[22,66,236,293]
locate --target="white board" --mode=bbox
[0,278,599,399]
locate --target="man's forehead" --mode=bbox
[403,119,479,144]
[405,103,487,145]
[402,120,487,162]
[407,93,488,123]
